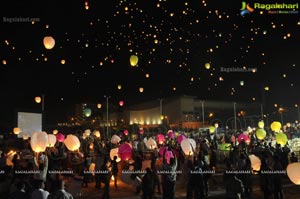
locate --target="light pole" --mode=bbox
[104,95,111,138]
[202,101,205,128]
[233,102,237,134]
[295,104,300,124]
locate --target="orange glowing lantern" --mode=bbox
[64,134,81,151]
[35,96,42,103]
[13,127,21,135]
[43,36,55,50]
[30,132,49,152]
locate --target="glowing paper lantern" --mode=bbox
[209,126,215,134]
[83,108,92,117]
[119,100,124,106]
[139,128,144,135]
[118,143,132,161]
[139,87,144,93]
[35,96,42,103]
[89,163,95,176]
[156,134,165,145]
[258,121,264,129]
[64,134,81,151]
[177,134,186,144]
[53,129,58,135]
[43,36,55,50]
[180,138,196,156]
[276,132,288,146]
[287,163,300,185]
[123,129,129,136]
[84,129,91,136]
[205,63,211,69]
[13,127,21,135]
[23,133,29,140]
[256,129,267,140]
[288,138,300,152]
[110,148,121,162]
[111,135,121,144]
[93,130,101,138]
[47,134,57,147]
[145,137,157,149]
[249,154,261,171]
[56,133,65,142]
[130,55,139,66]
[220,143,231,151]
[97,103,102,109]
[168,130,175,139]
[31,132,49,153]
[238,133,250,143]
[271,121,281,132]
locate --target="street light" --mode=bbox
[104,95,111,138]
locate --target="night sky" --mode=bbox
[0,0,299,126]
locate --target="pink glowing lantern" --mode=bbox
[177,134,186,144]
[56,133,65,142]
[123,129,129,136]
[238,133,250,143]
[119,100,124,107]
[118,143,132,161]
[159,147,174,164]
[168,130,175,139]
[156,134,165,145]
[139,128,144,135]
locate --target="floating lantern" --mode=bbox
[93,130,101,138]
[43,36,55,50]
[168,130,175,139]
[13,127,21,135]
[258,121,264,129]
[56,133,65,142]
[111,134,121,144]
[31,132,49,153]
[84,129,91,136]
[220,143,231,151]
[177,134,186,144]
[238,133,250,143]
[139,128,144,135]
[64,134,80,151]
[205,63,211,69]
[156,134,165,145]
[119,100,124,107]
[97,103,102,109]
[276,132,288,146]
[35,96,42,103]
[256,128,267,140]
[123,129,129,136]
[110,148,121,162]
[117,85,122,90]
[23,133,29,140]
[181,138,196,156]
[287,163,300,185]
[118,143,132,161]
[139,87,144,93]
[53,129,58,135]
[209,126,215,134]
[249,154,261,172]
[130,55,139,66]
[271,121,281,132]
[83,108,92,117]
[47,134,57,147]
[145,137,157,149]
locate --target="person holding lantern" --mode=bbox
[111,155,118,189]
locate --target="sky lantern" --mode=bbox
[83,108,92,117]
[168,130,175,139]
[177,134,186,144]
[119,100,124,106]
[156,134,165,145]
[93,130,101,138]
[139,87,144,93]
[22,133,29,140]
[205,63,211,69]
[110,148,121,162]
[220,143,231,151]
[117,84,122,90]
[181,138,196,156]
[43,36,55,50]
[118,143,132,161]
[123,129,129,136]
[30,132,49,153]
[60,59,66,64]
[256,128,266,140]
[111,134,121,144]
[130,55,138,66]
[53,129,58,135]
[56,133,65,142]
[270,121,281,132]
[13,127,21,135]
[64,134,80,151]
[35,96,42,103]
[287,163,300,185]
[139,128,144,135]
[145,137,157,149]
[276,132,288,146]
[209,126,215,134]
[258,121,264,128]
[249,154,261,172]
[238,133,250,143]
[97,103,102,109]
[47,134,57,147]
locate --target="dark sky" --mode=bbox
[0,0,299,126]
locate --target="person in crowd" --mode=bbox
[259,157,272,199]
[30,180,49,199]
[100,157,111,199]
[151,151,161,194]
[9,181,30,199]
[0,152,7,169]
[161,147,177,199]
[47,179,73,199]
[290,152,298,163]
[272,155,284,199]
[94,154,103,189]
[111,155,119,188]
[239,158,252,199]
[186,158,205,199]
[142,167,154,199]
[223,162,244,199]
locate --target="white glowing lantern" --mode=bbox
[111,135,121,144]
[84,129,91,136]
[64,134,81,151]
[22,133,29,140]
[145,137,157,149]
[52,129,58,135]
[43,36,55,49]
[93,130,101,138]
[287,163,300,185]
[180,138,196,156]
[249,154,261,172]
[47,134,57,147]
[35,96,42,103]
[30,132,49,153]
[110,148,121,162]
[13,127,21,135]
